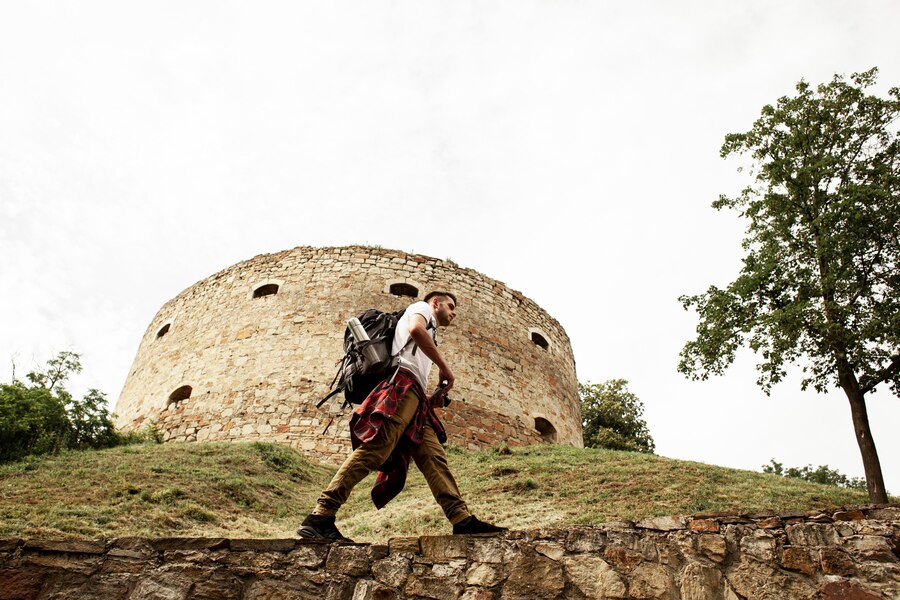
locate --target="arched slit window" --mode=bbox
[390,283,418,298]
[535,417,557,443]
[167,385,192,408]
[156,323,171,338]
[253,283,279,298]
[531,331,549,350]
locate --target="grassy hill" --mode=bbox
[0,441,878,543]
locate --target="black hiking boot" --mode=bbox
[452,515,508,535]
[297,514,354,543]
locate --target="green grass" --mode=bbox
[0,442,881,543]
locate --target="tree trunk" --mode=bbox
[838,361,889,503]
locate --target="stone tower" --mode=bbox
[115,246,581,465]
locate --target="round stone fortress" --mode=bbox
[115,246,582,465]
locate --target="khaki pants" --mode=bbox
[312,389,470,525]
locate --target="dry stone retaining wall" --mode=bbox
[115,246,581,465]
[1,506,898,599]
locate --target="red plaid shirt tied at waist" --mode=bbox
[350,368,447,509]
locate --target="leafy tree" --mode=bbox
[762,459,866,490]
[678,69,899,503]
[0,382,69,462]
[0,351,122,462]
[67,388,119,450]
[579,379,655,453]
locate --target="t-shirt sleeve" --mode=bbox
[408,302,434,327]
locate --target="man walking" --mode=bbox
[298,291,506,541]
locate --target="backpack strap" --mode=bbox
[411,319,437,356]
[316,386,343,409]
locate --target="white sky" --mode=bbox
[2,1,898,494]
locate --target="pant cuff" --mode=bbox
[449,511,472,526]
[312,505,337,517]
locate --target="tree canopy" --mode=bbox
[0,351,122,462]
[678,68,899,503]
[762,459,866,490]
[579,379,655,454]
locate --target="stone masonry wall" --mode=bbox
[115,246,581,465]
[1,506,898,599]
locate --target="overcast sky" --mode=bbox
[2,1,898,494]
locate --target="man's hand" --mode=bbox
[439,368,455,393]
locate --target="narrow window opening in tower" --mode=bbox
[534,417,557,443]
[531,331,549,350]
[156,323,170,338]
[390,283,418,298]
[167,385,192,409]
[253,284,279,298]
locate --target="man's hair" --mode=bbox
[424,290,457,306]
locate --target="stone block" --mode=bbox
[833,510,866,521]
[655,536,687,568]
[565,528,607,553]
[563,554,626,599]
[858,521,894,536]
[636,516,686,531]
[189,575,245,600]
[149,538,228,552]
[469,538,510,564]
[420,536,468,561]
[387,537,420,555]
[367,545,389,562]
[603,545,644,572]
[0,568,46,600]
[755,517,782,530]
[533,541,564,561]
[725,558,817,600]
[352,579,399,600]
[372,554,411,588]
[109,538,156,558]
[0,539,24,552]
[680,562,724,600]
[820,581,885,600]
[843,535,894,560]
[23,554,102,577]
[326,545,370,578]
[466,562,504,587]
[866,507,900,521]
[785,523,839,547]
[246,577,326,600]
[688,519,720,533]
[101,557,149,574]
[628,563,675,599]
[461,589,495,600]
[819,547,856,576]
[405,574,463,600]
[129,574,192,600]
[697,535,727,564]
[162,550,217,568]
[287,544,329,568]
[501,550,564,599]
[780,547,818,575]
[229,539,297,553]
[37,576,130,600]
[739,530,776,561]
[448,557,473,575]
[23,540,105,555]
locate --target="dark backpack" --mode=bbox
[317,308,407,409]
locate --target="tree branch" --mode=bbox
[860,354,900,394]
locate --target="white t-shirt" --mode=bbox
[391,301,437,390]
